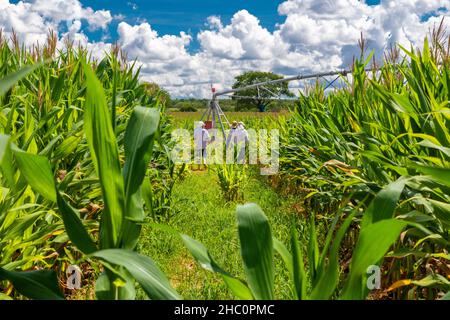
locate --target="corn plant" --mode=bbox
[142,113,187,221]
[278,30,450,298]
[216,164,247,202]
[0,60,180,299]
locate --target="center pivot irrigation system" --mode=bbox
[200,68,378,137]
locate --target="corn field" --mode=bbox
[277,32,450,299]
[0,27,449,301]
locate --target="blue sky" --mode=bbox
[9,0,382,52]
[82,0,286,51]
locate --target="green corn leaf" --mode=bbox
[91,249,181,300]
[94,269,136,300]
[316,207,344,275]
[14,151,97,253]
[390,92,419,118]
[364,50,375,67]
[141,178,154,216]
[12,149,56,202]
[120,106,160,249]
[181,234,253,300]
[50,72,66,103]
[291,224,307,300]
[150,222,253,299]
[411,274,450,288]
[307,214,319,283]
[310,211,356,300]
[341,219,407,300]
[1,211,42,241]
[52,135,82,160]
[56,191,97,254]
[94,271,115,300]
[361,177,406,228]
[0,134,14,187]
[237,203,274,300]
[417,139,450,158]
[0,62,43,96]
[273,237,293,278]
[83,61,125,249]
[427,199,450,229]
[412,165,450,187]
[423,37,430,64]
[123,106,159,196]
[0,268,64,300]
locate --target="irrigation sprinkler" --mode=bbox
[200,86,231,138]
[203,68,380,137]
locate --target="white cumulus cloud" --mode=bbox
[0,0,450,97]
[0,0,113,46]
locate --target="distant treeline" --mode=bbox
[170,98,296,112]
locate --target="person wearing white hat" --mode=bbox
[194,121,210,169]
[226,121,239,148]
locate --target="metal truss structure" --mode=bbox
[202,68,378,137]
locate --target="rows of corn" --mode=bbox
[276,32,450,299]
[0,33,183,299]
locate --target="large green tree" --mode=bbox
[232,71,293,112]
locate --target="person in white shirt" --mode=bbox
[194,121,211,169]
[226,121,239,146]
[236,121,249,164]
[226,121,238,163]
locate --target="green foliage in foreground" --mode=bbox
[0,62,179,300]
[180,196,439,300]
[0,35,186,299]
[279,36,450,298]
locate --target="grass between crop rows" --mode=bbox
[137,168,298,299]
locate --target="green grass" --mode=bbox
[137,167,299,299]
[168,111,290,131]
